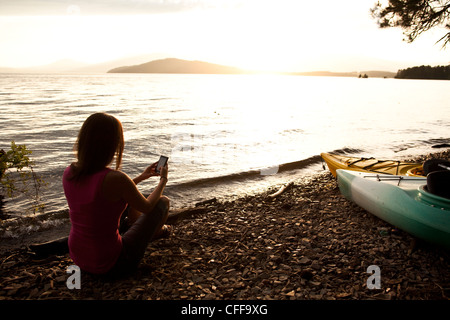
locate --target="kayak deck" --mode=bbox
[321,152,423,177]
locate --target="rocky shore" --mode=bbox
[1,150,450,302]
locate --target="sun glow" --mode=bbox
[1,0,449,71]
[0,2,346,71]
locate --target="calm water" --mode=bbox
[1,73,449,237]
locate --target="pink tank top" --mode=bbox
[63,166,127,274]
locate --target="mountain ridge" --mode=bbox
[1,57,397,78]
[107,58,248,74]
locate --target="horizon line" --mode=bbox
[0,56,405,75]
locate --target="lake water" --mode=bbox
[1,73,449,237]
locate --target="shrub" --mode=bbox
[0,141,45,214]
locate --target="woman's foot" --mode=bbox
[152,225,172,240]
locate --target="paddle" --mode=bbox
[423,159,450,175]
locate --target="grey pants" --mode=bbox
[106,198,169,278]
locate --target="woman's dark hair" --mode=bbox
[70,113,124,180]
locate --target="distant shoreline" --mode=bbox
[107,70,397,79]
[3,57,448,80]
[4,58,449,80]
[106,58,397,78]
[0,70,397,79]
[1,57,397,78]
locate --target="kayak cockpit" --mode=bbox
[418,185,450,211]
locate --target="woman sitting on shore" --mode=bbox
[62,112,170,278]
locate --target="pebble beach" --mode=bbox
[1,150,450,303]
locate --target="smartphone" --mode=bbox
[156,155,168,174]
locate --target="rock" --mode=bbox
[299,269,314,280]
[298,257,311,265]
[286,290,295,297]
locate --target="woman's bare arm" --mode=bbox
[102,163,168,214]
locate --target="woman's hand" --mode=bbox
[159,162,168,180]
[133,162,162,184]
[144,162,160,179]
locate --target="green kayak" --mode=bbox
[337,169,450,249]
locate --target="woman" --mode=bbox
[62,112,170,277]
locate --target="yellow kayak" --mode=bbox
[321,152,424,178]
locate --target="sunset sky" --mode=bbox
[0,0,449,72]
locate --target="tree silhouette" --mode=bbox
[371,0,450,47]
[395,64,450,79]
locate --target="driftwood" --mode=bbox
[166,206,208,224]
[28,237,69,257]
[166,198,217,223]
[195,198,217,207]
[268,182,294,198]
